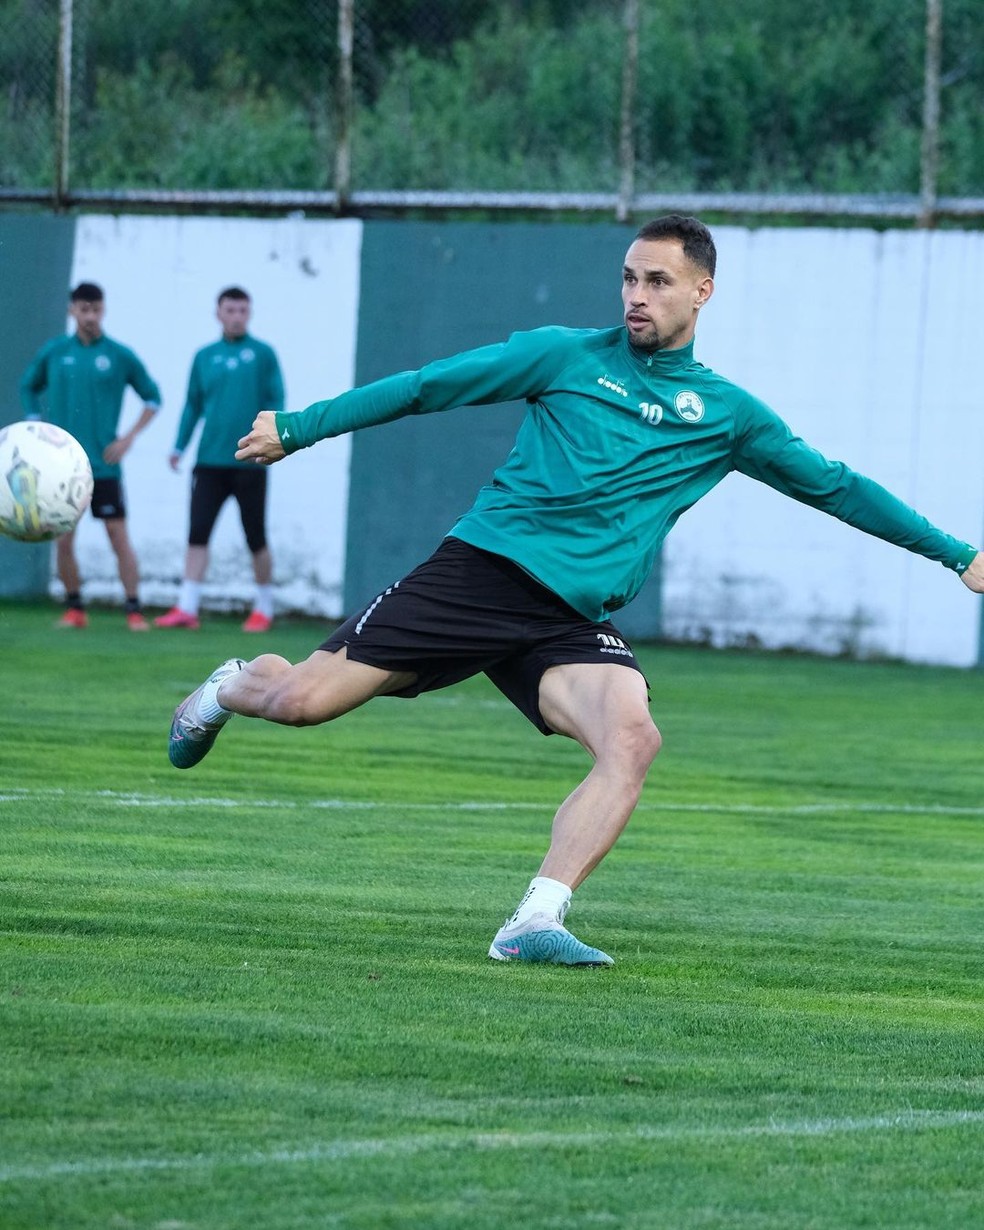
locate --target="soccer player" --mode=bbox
[167,215,984,966]
[155,287,285,634]
[20,282,162,631]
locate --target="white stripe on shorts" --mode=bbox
[354,581,400,636]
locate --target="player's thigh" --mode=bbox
[537,661,659,761]
[232,469,267,552]
[102,515,133,551]
[189,467,232,545]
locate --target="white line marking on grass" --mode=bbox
[4,787,984,819]
[3,1109,983,1184]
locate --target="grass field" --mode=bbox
[2,600,983,1229]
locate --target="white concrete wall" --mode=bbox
[663,225,984,666]
[67,215,361,616]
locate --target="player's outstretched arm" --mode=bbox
[959,552,984,593]
[235,411,285,465]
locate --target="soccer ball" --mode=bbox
[0,421,94,542]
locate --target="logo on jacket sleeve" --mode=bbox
[674,390,705,422]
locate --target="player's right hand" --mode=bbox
[236,411,286,465]
[959,551,984,594]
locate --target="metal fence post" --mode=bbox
[334,0,355,211]
[918,0,942,228]
[54,0,73,208]
[616,0,640,223]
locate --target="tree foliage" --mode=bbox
[0,0,981,197]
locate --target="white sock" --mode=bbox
[505,876,572,929]
[177,579,202,616]
[252,585,274,619]
[197,676,233,724]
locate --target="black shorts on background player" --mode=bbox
[189,464,268,552]
[88,477,127,520]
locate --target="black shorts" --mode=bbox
[189,465,268,552]
[320,538,645,734]
[89,477,126,520]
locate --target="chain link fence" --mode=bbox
[1,0,981,220]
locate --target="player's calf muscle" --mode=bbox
[244,664,328,726]
[225,653,389,727]
[218,654,291,720]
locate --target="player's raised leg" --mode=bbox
[489,662,660,965]
[168,647,416,768]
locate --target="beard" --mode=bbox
[626,318,669,351]
[625,313,691,353]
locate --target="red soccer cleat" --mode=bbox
[126,611,150,632]
[241,611,273,633]
[58,608,88,629]
[154,607,200,630]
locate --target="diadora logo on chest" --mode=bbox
[596,373,628,398]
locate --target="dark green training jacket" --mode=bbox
[175,334,284,469]
[20,333,161,480]
[276,327,976,622]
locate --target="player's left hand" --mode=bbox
[959,551,984,593]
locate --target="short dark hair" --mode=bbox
[217,286,250,304]
[634,215,716,277]
[70,282,104,303]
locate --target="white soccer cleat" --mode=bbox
[168,658,246,769]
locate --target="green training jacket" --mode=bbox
[274,326,976,623]
[174,334,285,469]
[19,334,161,480]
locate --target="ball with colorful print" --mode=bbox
[0,420,94,542]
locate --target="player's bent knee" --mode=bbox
[641,720,663,762]
[610,716,662,775]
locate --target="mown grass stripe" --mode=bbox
[3,787,984,818]
[4,1109,983,1185]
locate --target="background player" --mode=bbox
[156,287,285,634]
[20,281,161,630]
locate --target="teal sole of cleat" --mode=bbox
[168,743,211,769]
[168,729,217,769]
[489,929,614,966]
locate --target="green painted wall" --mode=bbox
[0,214,76,597]
[346,220,662,639]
